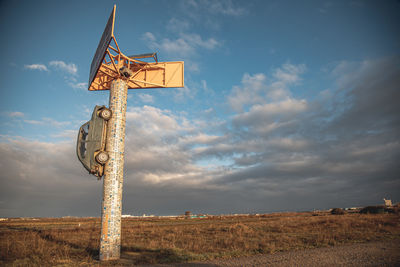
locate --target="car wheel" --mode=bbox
[99,108,112,120]
[96,151,109,164]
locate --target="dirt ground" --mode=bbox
[140,240,400,267]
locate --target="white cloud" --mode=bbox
[145,35,193,57]
[143,32,220,58]
[183,0,247,16]
[138,93,154,103]
[122,105,210,185]
[126,106,181,135]
[142,32,156,42]
[23,61,86,90]
[167,18,190,33]
[180,33,220,50]
[42,118,71,128]
[246,98,308,117]
[68,82,87,90]
[228,73,267,112]
[24,119,43,125]
[206,0,247,16]
[49,61,78,75]
[2,57,399,217]
[50,129,77,139]
[172,84,194,102]
[186,62,200,72]
[24,64,48,72]
[23,117,71,127]
[24,61,79,75]
[228,63,307,112]
[273,63,306,84]
[201,79,215,96]
[179,133,222,146]
[8,111,24,118]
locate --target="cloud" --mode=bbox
[7,111,24,118]
[206,58,399,209]
[68,82,87,90]
[143,32,220,58]
[142,4,229,74]
[0,138,101,217]
[126,105,184,135]
[273,63,306,84]
[42,118,71,128]
[138,93,154,103]
[142,32,156,42]
[24,64,48,72]
[183,0,247,16]
[49,61,78,75]
[232,98,308,133]
[228,63,306,112]
[205,0,247,16]
[327,57,400,136]
[174,86,193,101]
[24,61,78,75]
[228,73,267,112]
[178,0,247,31]
[167,18,190,33]
[23,119,44,125]
[51,129,77,140]
[180,33,220,50]
[2,57,399,217]
[23,61,86,89]
[23,117,71,127]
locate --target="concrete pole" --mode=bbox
[99,78,128,261]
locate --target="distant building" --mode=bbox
[383,198,392,207]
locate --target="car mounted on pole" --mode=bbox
[78,4,183,260]
[76,105,112,179]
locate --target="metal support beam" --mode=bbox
[99,78,128,261]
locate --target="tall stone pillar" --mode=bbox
[99,78,128,260]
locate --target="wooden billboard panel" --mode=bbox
[127,61,184,89]
[89,61,184,91]
[88,6,115,90]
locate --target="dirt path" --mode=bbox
[141,240,400,267]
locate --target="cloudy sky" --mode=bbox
[0,0,399,217]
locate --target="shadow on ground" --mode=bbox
[4,226,219,266]
[119,246,219,266]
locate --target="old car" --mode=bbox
[76,105,111,178]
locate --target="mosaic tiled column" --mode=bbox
[99,79,128,261]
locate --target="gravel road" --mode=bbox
[141,240,400,267]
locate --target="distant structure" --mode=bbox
[383,198,392,207]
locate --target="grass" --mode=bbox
[1,212,399,266]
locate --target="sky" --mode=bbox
[0,0,399,217]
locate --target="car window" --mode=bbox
[79,123,90,158]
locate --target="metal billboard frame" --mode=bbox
[88,6,116,90]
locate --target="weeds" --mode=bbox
[0,213,399,265]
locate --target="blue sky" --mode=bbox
[0,0,399,217]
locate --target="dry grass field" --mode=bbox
[1,212,399,266]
